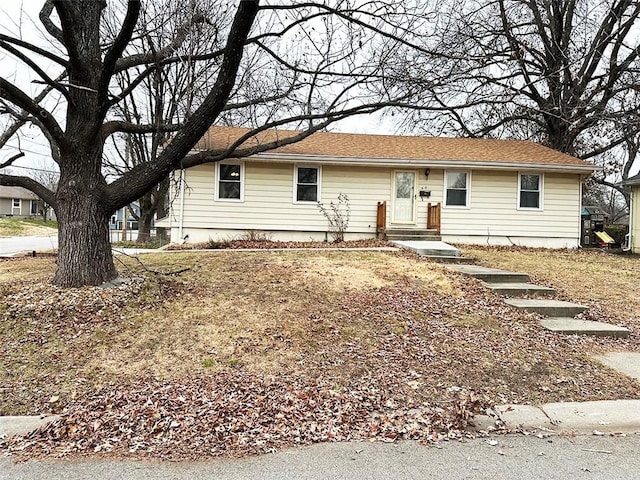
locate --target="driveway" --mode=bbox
[0,235,58,256]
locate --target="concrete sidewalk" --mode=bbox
[3,399,640,440]
[475,399,640,434]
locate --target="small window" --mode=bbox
[519,173,542,209]
[216,162,243,201]
[294,166,320,202]
[12,198,20,209]
[444,171,469,207]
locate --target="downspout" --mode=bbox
[624,192,633,252]
[178,169,186,242]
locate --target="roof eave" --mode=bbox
[252,152,600,173]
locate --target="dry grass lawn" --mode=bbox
[1,248,639,423]
[0,218,57,237]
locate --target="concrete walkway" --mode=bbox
[475,399,640,435]
[445,264,630,338]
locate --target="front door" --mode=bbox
[392,171,416,224]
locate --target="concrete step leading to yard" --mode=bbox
[594,352,640,378]
[391,240,461,258]
[505,298,588,317]
[541,318,630,338]
[423,255,475,264]
[445,264,530,283]
[484,282,555,297]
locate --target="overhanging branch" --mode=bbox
[0,173,57,208]
[0,77,68,149]
[0,152,25,169]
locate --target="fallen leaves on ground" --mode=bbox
[3,374,486,460]
[168,239,392,250]
[2,248,640,461]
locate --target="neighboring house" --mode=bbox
[156,126,599,248]
[619,174,640,253]
[0,185,48,219]
[109,203,140,231]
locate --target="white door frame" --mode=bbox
[391,170,417,224]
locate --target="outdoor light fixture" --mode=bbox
[425,168,430,178]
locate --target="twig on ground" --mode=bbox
[114,250,191,276]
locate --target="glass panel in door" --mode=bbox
[393,171,416,223]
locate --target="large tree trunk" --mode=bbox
[52,149,118,287]
[53,197,117,287]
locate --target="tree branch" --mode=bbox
[0,173,57,209]
[0,77,67,149]
[0,41,70,101]
[101,121,181,137]
[52,0,82,69]
[114,11,208,72]
[39,0,64,44]
[0,34,68,67]
[0,152,25,169]
[106,0,261,210]
[101,0,142,106]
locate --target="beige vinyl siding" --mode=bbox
[0,198,12,216]
[632,185,640,253]
[439,170,580,238]
[181,162,392,233]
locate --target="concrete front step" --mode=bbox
[423,255,475,264]
[445,264,530,283]
[505,298,588,317]
[386,234,442,241]
[391,240,460,257]
[541,318,630,338]
[385,228,439,236]
[385,228,441,241]
[485,282,555,297]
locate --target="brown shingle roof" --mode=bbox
[0,185,39,200]
[195,126,595,169]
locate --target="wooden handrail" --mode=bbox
[376,201,386,237]
[427,202,441,231]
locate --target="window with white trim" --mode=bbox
[518,173,542,209]
[12,198,20,209]
[444,171,470,207]
[216,162,243,201]
[294,166,320,202]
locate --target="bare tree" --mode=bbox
[395,0,640,187]
[0,0,438,287]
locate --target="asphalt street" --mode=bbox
[2,435,640,480]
